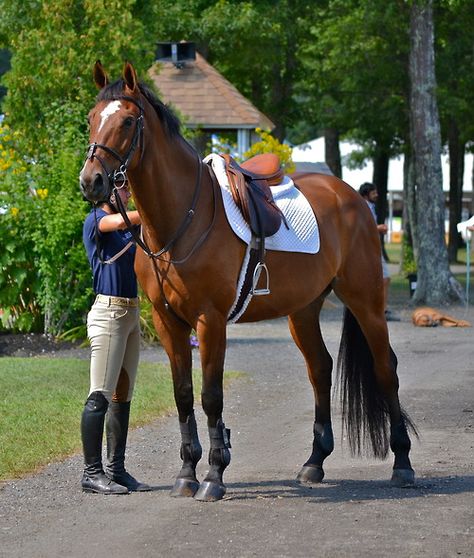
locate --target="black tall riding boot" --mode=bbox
[81,392,128,494]
[105,401,151,492]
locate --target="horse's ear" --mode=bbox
[123,62,139,93]
[93,60,109,89]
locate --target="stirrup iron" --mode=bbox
[252,262,270,295]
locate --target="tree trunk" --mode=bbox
[404,151,418,258]
[373,148,390,261]
[472,159,474,215]
[269,33,297,142]
[409,0,462,304]
[402,152,417,295]
[447,118,465,263]
[270,62,286,141]
[324,128,342,178]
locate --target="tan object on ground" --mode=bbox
[412,307,471,327]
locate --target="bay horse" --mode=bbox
[79,62,416,501]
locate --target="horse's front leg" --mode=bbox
[193,312,230,502]
[151,307,202,497]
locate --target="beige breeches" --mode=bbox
[87,299,140,402]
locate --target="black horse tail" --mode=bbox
[336,308,416,459]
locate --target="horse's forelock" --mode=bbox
[95,79,181,138]
[96,79,125,103]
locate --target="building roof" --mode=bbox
[148,52,274,131]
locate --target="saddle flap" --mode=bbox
[246,180,282,237]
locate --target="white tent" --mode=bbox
[292,137,473,238]
[292,137,473,193]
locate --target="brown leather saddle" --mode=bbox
[222,153,288,300]
[222,153,286,238]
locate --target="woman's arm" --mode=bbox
[98,210,141,232]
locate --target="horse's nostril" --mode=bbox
[79,176,88,193]
[93,173,104,190]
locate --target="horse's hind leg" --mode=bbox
[288,298,334,484]
[151,307,202,497]
[335,283,415,486]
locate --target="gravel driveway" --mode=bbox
[1,298,473,558]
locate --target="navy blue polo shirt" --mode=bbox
[83,208,138,298]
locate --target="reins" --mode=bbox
[113,151,216,265]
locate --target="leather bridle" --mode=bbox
[85,95,145,197]
[85,94,215,264]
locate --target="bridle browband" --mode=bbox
[85,93,216,264]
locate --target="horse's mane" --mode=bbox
[96,79,181,138]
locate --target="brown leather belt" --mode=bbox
[95,294,139,307]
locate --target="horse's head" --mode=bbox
[79,61,144,204]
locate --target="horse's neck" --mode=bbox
[131,137,208,253]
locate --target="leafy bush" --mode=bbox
[0,115,93,335]
[0,124,42,330]
[0,0,154,335]
[244,128,295,172]
[401,232,417,277]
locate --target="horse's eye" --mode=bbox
[123,117,134,128]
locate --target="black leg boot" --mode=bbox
[105,401,151,492]
[81,392,128,494]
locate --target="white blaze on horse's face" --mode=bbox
[98,100,122,132]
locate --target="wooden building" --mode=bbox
[149,43,274,157]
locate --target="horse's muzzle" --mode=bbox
[79,167,110,203]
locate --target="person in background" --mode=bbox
[359,182,399,322]
[81,186,150,494]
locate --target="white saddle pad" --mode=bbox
[204,154,319,253]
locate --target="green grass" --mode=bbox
[385,241,472,267]
[385,242,402,264]
[0,357,241,482]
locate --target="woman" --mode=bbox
[81,186,150,494]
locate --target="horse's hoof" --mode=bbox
[193,480,226,502]
[391,468,415,487]
[170,478,200,497]
[296,465,325,484]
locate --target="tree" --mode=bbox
[435,0,474,262]
[300,0,411,217]
[0,49,10,106]
[0,0,152,156]
[408,0,462,304]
